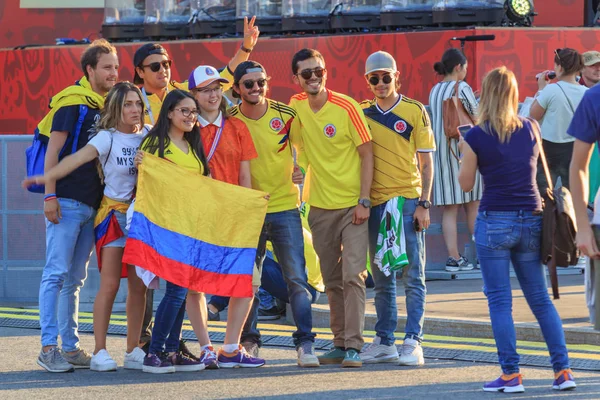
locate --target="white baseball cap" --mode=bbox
[188,65,230,90]
[365,51,397,76]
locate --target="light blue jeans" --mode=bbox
[39,198,95,352]
[475,210,570,374]
[368,198,427,345]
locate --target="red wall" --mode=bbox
[0,0,587,50]
[0,29,476,134]
[0,2,104,50]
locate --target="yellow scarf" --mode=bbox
[36,76,105,138]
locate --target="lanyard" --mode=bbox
[141,88,155,125]
[206,117,226,163]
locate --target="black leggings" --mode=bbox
[536,139,573,196]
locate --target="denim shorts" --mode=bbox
[103,210,128,248]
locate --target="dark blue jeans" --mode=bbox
[149,280,187,355]
[243,209,316,347]
[367,198,427,345]
[475,210,570,374]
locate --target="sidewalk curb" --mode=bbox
[309,307,600,346]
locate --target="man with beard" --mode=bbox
[358,51,434,367]
[36,39,119,372]
[581,51,600,89]
[289,48,373,368]
[228,61,319,368]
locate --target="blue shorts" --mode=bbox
[103,211,128,248]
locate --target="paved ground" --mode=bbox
[1,327,600,400]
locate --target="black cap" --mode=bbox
[233,60,266,84]
[133,43,168,84]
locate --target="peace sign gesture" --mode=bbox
[242,16,260,51]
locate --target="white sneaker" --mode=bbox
[297,342,320,368]
[360,336,399,364]
[90,349,118,372]
[124,347,146,370]
[398,338,424,366]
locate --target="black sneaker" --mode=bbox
[141,341,150,355]
[179,339,199,362]
[258,306,284,321]
[207,308,220,322]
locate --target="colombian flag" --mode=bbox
[123,153,268,298]
[94,197,129,278]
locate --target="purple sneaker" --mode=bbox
[142,353,175,374]
[553,369,576,391]
[218,345,265,368]
[483,374,524,393]
[170,351,205,372]
[200,346,219,370]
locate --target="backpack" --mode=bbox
[25,105,89,193]
[442,80,474,160]
[530,118,579,299]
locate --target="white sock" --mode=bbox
[222,343,239,353]
[201,344,212,351]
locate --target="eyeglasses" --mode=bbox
[241,78,268,89]
[140,60,172,73]
[174,107,199,118]
[194,86,223,95]
[297,67,326,80]
[368,75,393,86]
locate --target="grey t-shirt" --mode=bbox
[537,81,588,143]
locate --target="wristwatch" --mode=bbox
[240,45,253,53]
[417,200,431,209]
[358,198,372,208]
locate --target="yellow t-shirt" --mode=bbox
[289,90,372,210]
[142,67,234,125]
[229,100,299,213]
[150,141,205,175]
[360,96,435,205]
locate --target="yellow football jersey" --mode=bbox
[229,100,299,213]
[289,90,372,210]
[150,141,204,175]
[360,95,435,205]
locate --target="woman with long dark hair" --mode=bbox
[429,48,482,272]
[136,89,208,374]
[458,67,575,393]
[23,82,150,372]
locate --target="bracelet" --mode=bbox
[44,195,57,202]
[240,45,253,53]
[44,193,56,200]
[299,166,306,176]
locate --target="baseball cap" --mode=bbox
[365,51,397,76]
[188,65,230,90]
[583,51,600,66]
[233,61,267,84]
[133,43,168,84]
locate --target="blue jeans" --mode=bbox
[475,211,570,374]
[368,198,427,345]
[244,209,315,348]
[149,281,187,354]
[39,198,95,352]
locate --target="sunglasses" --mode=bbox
[297,67,326,80]
[174,107,199,118]
[141,60,172,73]
[554,48,562,62]
[368,75,393,86]
[241,78,268,89]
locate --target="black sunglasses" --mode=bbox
[242,78,268,89]
[141,60,172,73]
[297,67,326,80]
[368,75,393,86]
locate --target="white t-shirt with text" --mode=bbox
[88,126,150,202]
